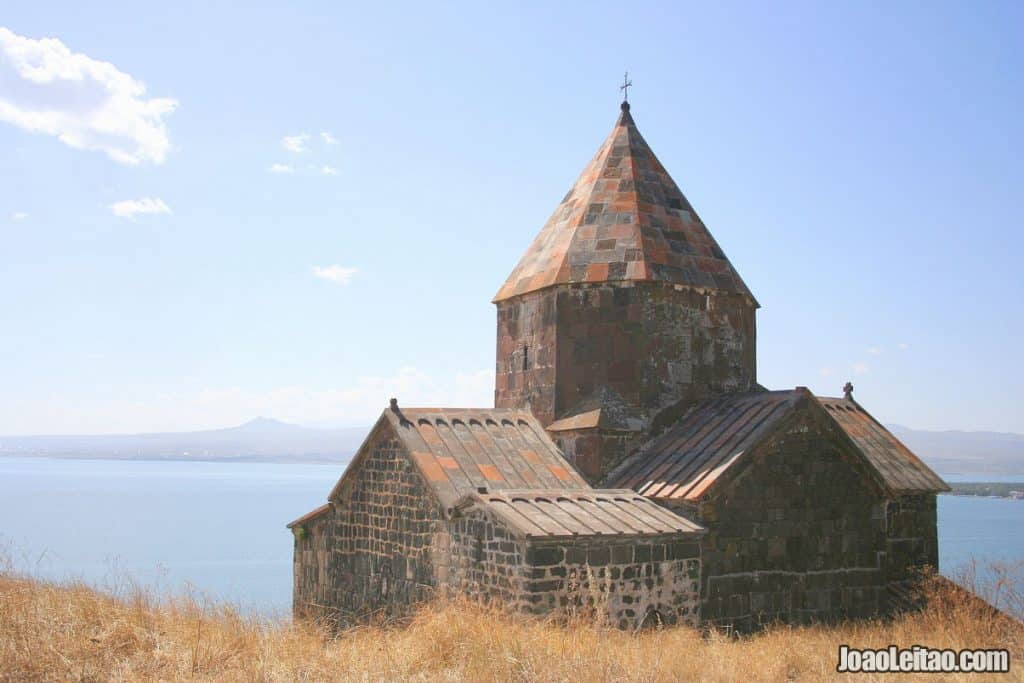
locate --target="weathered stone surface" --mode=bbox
[496,281,756,478]
[440,508,528,608]
[553,428,641,484]
[522,536,701,629]
[292,420,705,630]
[292,428,445,624]
[497,283,755,426]
[494,288,559,425]
[674,409,939,631]
[884,493,938,582]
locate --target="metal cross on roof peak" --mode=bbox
[620,72,632,102]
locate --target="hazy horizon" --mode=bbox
[4,412,1024,440]
[2,2,1022,436]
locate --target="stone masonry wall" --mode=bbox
[524,536,702,629]
[690,410,889,631]
[885,493,939,582]
[553,282,755,424]
[553,428,642,485]
[437,507,702,629]
[292,426,446,624]
[438,508,529,608]
[495,288,559,425]
[496,281,755,441]
[291,511,333,621]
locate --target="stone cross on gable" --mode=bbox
[843,382,854,400]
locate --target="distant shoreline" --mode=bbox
[3,418,1022,477]
[944,482,1024,499]
[0,452,351,466]
[4,454,1024,486]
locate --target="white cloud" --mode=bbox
[0,27,177,165]
[898,343,910,351]
[109,197,171,219]
[281,133,310,153]
[10,212,28,221]
[866,347,883,355]
[268,163,294,174]
[312,264,358,284]
[819,366,835,377]
[853,362,870,375]
[321,165,338,175]
[0,366,495,433]
[320,131,337,145]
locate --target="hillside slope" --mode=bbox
[0,418,364,463]
[889,425,1024,476]
[0,570,1020,682]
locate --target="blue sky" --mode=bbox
[1,1,1021,435]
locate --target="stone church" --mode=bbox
[289,99,948,631]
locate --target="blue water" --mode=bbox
[939,496,1024,569]
[0,457,1020,615]
[0,456,338,616]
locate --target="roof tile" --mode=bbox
[494,103,755,304]
[456,489,705,539]
[818,397,950,493]
[387,407,590,507]
[607,390,949,500]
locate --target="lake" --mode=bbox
[0,457,1021,616]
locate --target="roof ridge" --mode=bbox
[546,109,639,291]
[618,108,651,279]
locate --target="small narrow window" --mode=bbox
[522,346,529,372]
[474,535,485,563]
[705,293,711,310]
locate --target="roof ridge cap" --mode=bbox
[618,118,649,277]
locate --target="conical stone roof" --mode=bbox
[494,102,755,305]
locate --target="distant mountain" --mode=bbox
[0,417,366,464]
[2,417,1021,475]
[887,424,1024,477]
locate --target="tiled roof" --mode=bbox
[330,405,590,509]
[455,488,704,538]
[608,390,804,501]
[818,397,950,494]
[494,102,755,304]
[607,389,949,501]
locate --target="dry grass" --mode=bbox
[0,568,1021,682]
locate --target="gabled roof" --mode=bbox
[818,397,950,493]
[328,405,589,510]
[607,388,949,502]
[494,101,755,304]
[287,503,330,529]
[453,488,704,539]
[608,390,806,501]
